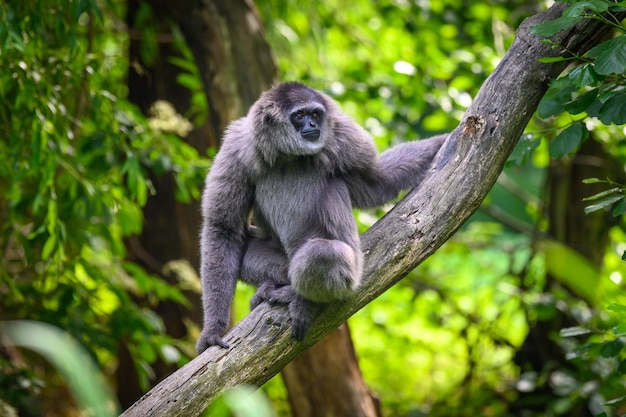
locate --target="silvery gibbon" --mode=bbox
[197,82,445,352]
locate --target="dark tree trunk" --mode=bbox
[119,0,277,407]
[282,323,382,417]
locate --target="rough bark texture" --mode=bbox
[282,324,382,417]
[121,4,625,416]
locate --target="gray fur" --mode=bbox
[197,82,445,352]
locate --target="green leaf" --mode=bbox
[584,194,624,214]
[582,177,604,184]
[604,395,626,407]
[41,234,57,259]
[531,16,583,36]
[563,1,609,17]
[598,91,626,125]
[538,56,567,63]
[612,323,626,336]
[549,123,587,158]
[619,358,626,374]
[608,303,626,313]
[568,64,602,88]
[559,327,592,337]
[582,187,621,202]
[600,339,624,358]
[612,198,626,216]
[537,79,577,118]
[564,88,598,114]
[506,133,541,167]
[587,36,626,75]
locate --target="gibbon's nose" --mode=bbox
[301,124,320,141]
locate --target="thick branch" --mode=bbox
[122,4,624,416]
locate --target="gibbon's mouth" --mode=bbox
[301,130,321,141]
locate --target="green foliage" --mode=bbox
[2,321,120,417]
[0,0,205,408]
[533,0,626,165]
[203,385,276,417]
[583,178,626,216]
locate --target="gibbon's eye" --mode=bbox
[296,111,305,120]
[311,112,319,121]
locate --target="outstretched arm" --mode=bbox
[197,133,255,352]
[348,134,447,208]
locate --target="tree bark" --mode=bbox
[121,4,625,416]
[282,324,381,417]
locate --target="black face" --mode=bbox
[290,108,324,142]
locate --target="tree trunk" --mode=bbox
[121,4,626,417]
[120,0,276,407]
[282,324,382,417]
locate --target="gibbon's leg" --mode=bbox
[288,237,362,303]
[240,236,292,309]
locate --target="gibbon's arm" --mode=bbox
[197,129,255,352]
[348,134,447,208]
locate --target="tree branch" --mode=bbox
[121,4,624,416]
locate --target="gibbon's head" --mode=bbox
[252,82,333,161]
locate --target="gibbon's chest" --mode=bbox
[254,166,327,239]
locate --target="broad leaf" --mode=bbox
[587,36,626,75]
[563,1,609,17]
[531,16,583,36]
[599,91,626,125]
[564,88,598,114]
[549,122,587,158]
[568,63,602,88]
[600,339,624,358]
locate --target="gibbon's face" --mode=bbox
[290,105,324,142]
[258,82,332,156]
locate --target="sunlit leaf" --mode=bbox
[612,323,626,337]
[608,303,626,313]
[538,56,567,63]
[559,327,592,337]
[603,395,626,407]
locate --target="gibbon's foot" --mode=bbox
[250,282,294,310]
[288,296,322,341]
[196,331,229,352]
